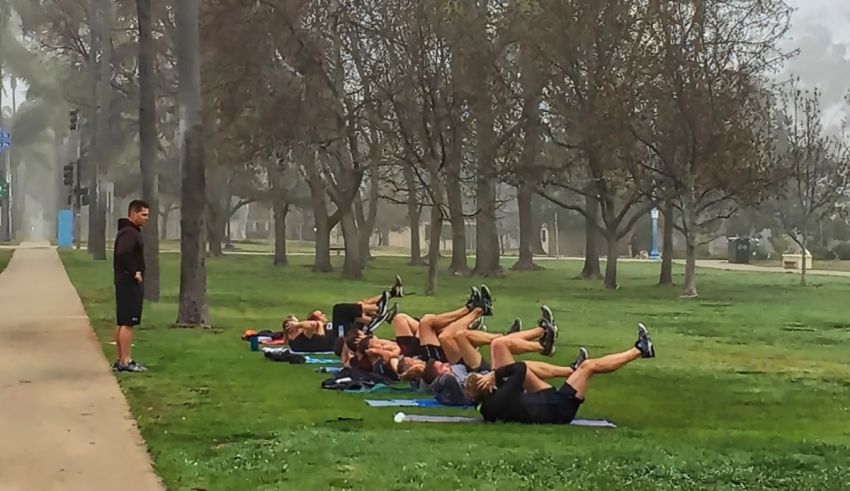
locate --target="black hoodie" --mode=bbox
[113,218,145,284]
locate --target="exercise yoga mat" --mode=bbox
[366,399,473,408]
[391,413,616,428]
[304,356,340,365]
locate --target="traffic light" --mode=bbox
[63,163,74,186]
[0,179,7,199]
[69,110,79,131]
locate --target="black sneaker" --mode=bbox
[466,287,482,311]
[570,347,588,370]
[480,285,494,316]
[540,327,557,357]
[112,360,120,371]
[119,360,147,372]
[364,309,390,334]
[469,317,487,331]
[389,275,404,298]
[386,303,399,323]
[539,305,555,331]
[506,318,521,334]
[635,322,656,358]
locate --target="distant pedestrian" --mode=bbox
[113,199,149,372]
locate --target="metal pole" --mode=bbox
[74,129,82,250]
[649,207,660,260]
[554,212,559,259]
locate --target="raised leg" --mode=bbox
[565,348,641,399]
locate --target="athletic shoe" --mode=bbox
[539,305,555,331]
[635,322,656,358]
[466,287,481,311]
[375,291,389,317]
[390,275,404,298]
[570,347,588,370]
[364,308,390,334]
[479,285,494,316]
[469,317,487,332]
[119,360,147,372]
[506,318,522,334]
[386,303,399,323]
[112,360,120,371]
[540,326,557,357]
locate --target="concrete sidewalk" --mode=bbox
[683,259,850,278]
[0,243,162,491]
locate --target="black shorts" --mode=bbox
[115,281,144,326]
[289,331,337,353]
[396,336,426,358]
[547,383,584,424]
[332,303,363,335]
[466,358,490,373]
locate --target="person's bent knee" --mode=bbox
[420,314,435,325]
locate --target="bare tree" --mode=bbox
[768,85,850,286]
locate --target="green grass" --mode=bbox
[0,249,12,273]
[60,252,850,490]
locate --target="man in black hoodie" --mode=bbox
[113,199,149,372]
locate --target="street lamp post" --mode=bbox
[649,207,660,260]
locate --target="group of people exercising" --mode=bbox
[280,276,656,425]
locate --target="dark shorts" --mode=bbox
[115,281,144,326]
[289,331,337,353]
[546,383,584,424]
[466,358,490,373]
[332,303,363,335]
[422,344,448,362]
[396,336,426,358]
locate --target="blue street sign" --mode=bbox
[0,130,11,152]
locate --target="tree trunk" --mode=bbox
[137,0,159,301]
[659,201,674,286]
[512,182,542,271]
[426,176,444,295]
[313,210,333,273]
[206,200,225,257]
[681,239,698,297]
[175,0,209,327]
[799,232,807,287]
[580,195,602,279]
[404,165,424,265]
[160,207,170,240]
[273,200,289,266]
[339,207,363,279]
[604,232,619,290]
[87,0,110,261]
[446,150,470,275]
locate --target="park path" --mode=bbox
[681,259,850,278]
[0,242,163,491]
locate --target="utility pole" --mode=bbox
[70,110,82,249]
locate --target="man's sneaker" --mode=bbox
[119,360,147,372]
[389,275,404,298]
[540,326,557,357]
[480,285,494,316]
[506,318,522,334]
[539,305,555,331]
[112,360,120,371]
[466,287,482,310]
[469,317,487,332]
[364,310,389,334]
[386,303,400,323]
[375,291,389,317]
[570,347,588,370]
[635,322,656,358]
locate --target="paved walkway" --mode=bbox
[682,259,850,278]
[0,243,162,491]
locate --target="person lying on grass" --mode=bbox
[343,286,494,377]
[396,305,561,405]
[282,276,403,353]
[463,322,656,425]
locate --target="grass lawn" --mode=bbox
[0,249,12,273]
[61,252,850,490]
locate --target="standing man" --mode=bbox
[113,199,150,372]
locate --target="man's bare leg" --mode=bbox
[438,309,483,362]
[419,306,474,335]
[114,326,122,365]
[524,360,573,380]
[490,335,545,368]
[392,313,419,337]
[288,320,326,339]
[565,348,641,399]
[119,326,135,365]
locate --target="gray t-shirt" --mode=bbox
[450,364,470,384]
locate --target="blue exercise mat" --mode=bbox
[304,356,340,365]
[391,413,617,428]
[366,399,473,408]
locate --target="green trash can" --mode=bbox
[727,237,751,264]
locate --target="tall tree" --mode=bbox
[136,0,159,300]
[175,0,208,327]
